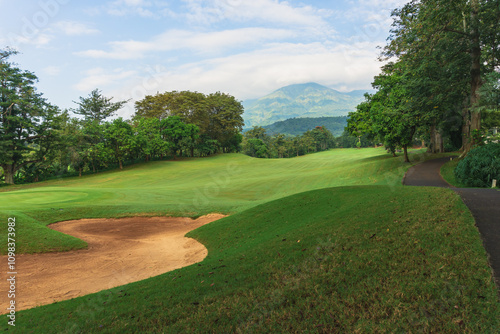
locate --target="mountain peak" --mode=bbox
[272,82,336,99]
[243,83,367,128]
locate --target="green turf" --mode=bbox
[0,148,428,254]
[440,158,469,188]
[1,148,499,332]
[8,186,499,332]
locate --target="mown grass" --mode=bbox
[1,148,498,332]
[7,186,499,333]
[440,158,468,188]
[1,148,429,255]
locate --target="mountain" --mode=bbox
[261,116,348,137]
[242,83,369,128]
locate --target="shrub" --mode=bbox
[455,143,500,187]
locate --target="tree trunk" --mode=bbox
[462,0,482,155]
[119,160,123,170]
[429,125,436,153]
[403,145,410,163]
[437,130,444,153]
[429,124,444,153]
[2,164,15,184]
[79,167,82,177]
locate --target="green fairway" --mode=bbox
[8,186,500,332]
[1,148,499,332]
[1,148,424,254]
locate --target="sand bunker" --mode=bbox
[0,214,225,313]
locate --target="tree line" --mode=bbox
[241,125,370,159]
[0,49,244,184]
[347,0,500,162]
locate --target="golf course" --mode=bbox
[1,148,499,332]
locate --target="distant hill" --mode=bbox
[261,116,348,137]
[242,83,370,128]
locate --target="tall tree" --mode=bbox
[103,118,135,170]
[161,116,199,159]
[206,92,244,152]
[384,0,500,154]
[73,88,129,123]
[134,117,169,161]
[133,90,244,154]
[0,49,61,184]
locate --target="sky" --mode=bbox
[0,0,408,119]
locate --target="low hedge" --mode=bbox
[455,143,500,187]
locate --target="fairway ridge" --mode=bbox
[3,150,499,332]
[0,214,225,314]
[404,157,500,289]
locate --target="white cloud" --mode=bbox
[74,67,137,92]
[43,65,61,76]
[110,41,382,118]
[76,27,295,60]
[183,0,332,28]
[5,32,54,48]
[52,21,99,36]
[103,0,171,18]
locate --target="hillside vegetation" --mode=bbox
[243,83,366,128]
[261,116,348,137]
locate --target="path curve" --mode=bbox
[403,157,500,288]
[0,214,226,313]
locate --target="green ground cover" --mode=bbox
[1,148,499,332]
[440,158,469,188]
[1,148,424,254]
[8,186,500,332]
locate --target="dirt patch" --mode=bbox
[0,214,226,313]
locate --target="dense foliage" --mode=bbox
[348,0,500,162]
[454,143,500,187]
[262,116,348,137]
[134,90,244,153]
[242,126,332,159]
[0,51,245,185]
[0,49,63,184]
[241,125,372,159]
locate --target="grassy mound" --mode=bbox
[0,149,423,255]
[9,186,499,333]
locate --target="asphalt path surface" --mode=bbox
[403,157,500,288]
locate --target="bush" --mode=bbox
[455,143,500,187]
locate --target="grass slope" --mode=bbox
[1,148,423,254]
[441,158,468,188]
[8,186,499,332]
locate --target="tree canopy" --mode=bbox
[0,49,62,184]
[348,0,500,160]
[73,88,129,123]
[134,90,244,153]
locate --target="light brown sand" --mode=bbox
[0,214,225,313]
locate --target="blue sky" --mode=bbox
[0,0,407,119]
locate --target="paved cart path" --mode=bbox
[403,157,500,287]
